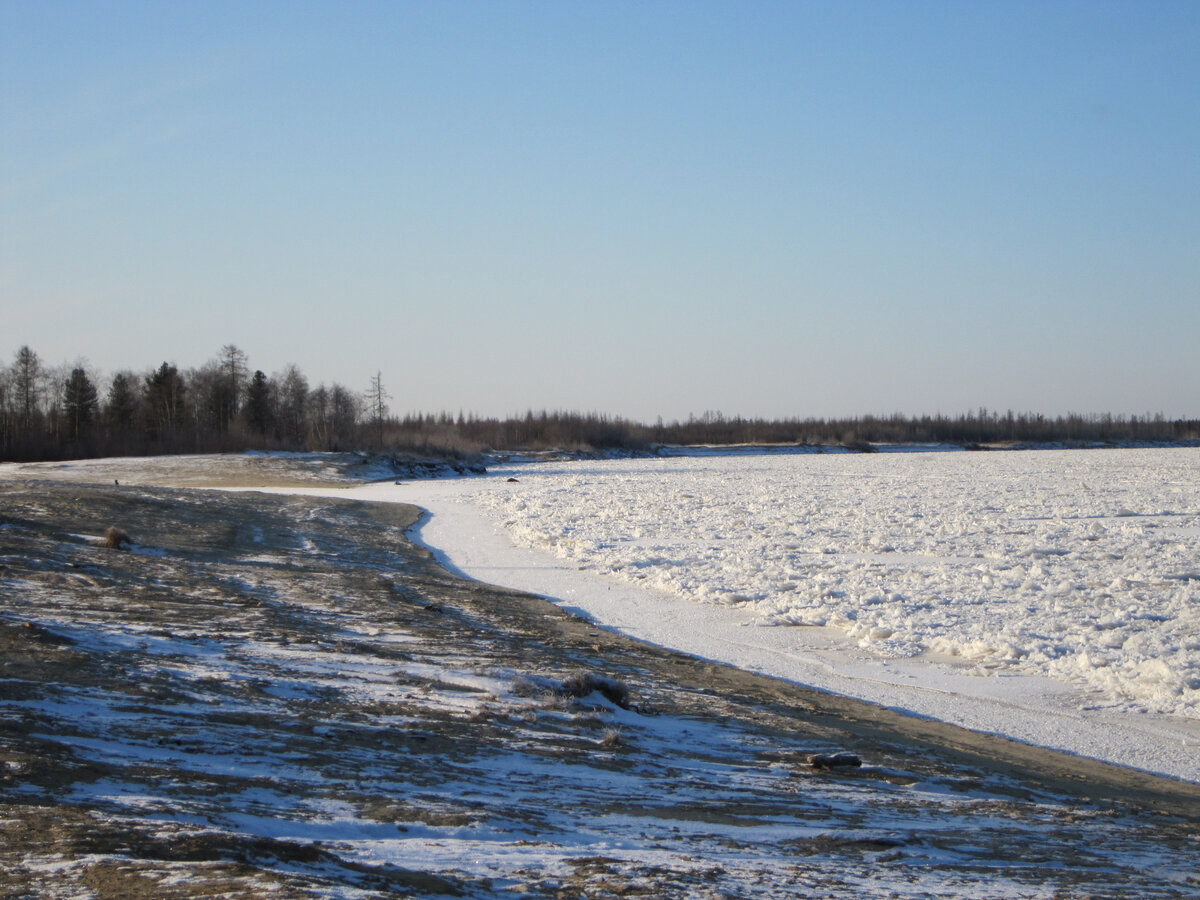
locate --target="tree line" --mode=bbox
[2,343,1197,464]
[397,407,1200,456]
[641,408,1200,448]
[0,345,365,461]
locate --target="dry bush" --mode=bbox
[536,691,568,712]
[511,674,571,710]
[510,674,547,697]
[559,671,630,709]
[465,704,495,724]
[99,526,132,550]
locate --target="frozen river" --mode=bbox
[470,449,1200,717]
[384,447,1200,782]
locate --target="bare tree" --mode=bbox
[219,344,248,418]
[11,345,43,432]
[308,384,330,450]
[366,371,390,449]
[190,345,249,437]
[275,364,309,447]
[0,369,8,452]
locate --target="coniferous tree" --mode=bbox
[62,367,98,445]
[329,383,359,450]
[104,372,140,452]
[144,362,187,447]
[244,369,273,437]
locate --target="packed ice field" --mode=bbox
[472,448,1200,716]
[387,447,1200,782]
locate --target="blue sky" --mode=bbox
[3,1,1198,421]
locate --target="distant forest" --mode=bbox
[2,344,1197,464]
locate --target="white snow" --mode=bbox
[292,447,1200,782]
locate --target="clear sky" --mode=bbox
[3,1,1198,422]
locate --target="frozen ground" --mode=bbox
[366,448,1200,783]
[5,455,1200,897]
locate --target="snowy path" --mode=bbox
[257,457,1200,785]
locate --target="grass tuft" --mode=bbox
[510,674,549,698]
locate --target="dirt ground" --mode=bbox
[2,457,1200,898]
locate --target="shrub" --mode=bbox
[511,674,555,698]
[100,526,132,550]
[559,671,630,709]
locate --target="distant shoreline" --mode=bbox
[480,437,1200,468]
[7,439,1200,486]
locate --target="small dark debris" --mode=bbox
[15,621,75,647]
[808,752,862,771]
[507,477,520,483]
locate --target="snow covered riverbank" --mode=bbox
[371,448,1200,782]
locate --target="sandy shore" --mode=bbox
[3,455,1200,897]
